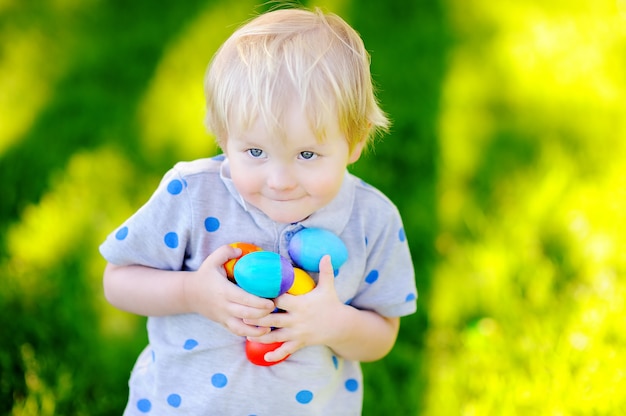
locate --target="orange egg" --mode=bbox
[224,242,262,280]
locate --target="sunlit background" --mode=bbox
[1,0,625,414]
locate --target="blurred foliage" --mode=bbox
[1,0,624,415]
[426,0,626,415]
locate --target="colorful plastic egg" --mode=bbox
[233,251,294,298]
[288,228,348,272]
[224,242,263,280]
[287,268,316,295]
[245,340,288,366]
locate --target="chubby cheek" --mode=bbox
[230,165,261,198]
[305,170,343,202]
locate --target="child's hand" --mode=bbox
[244,255,344,362]
[183,245,276,338]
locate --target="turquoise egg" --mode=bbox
[288,228,348,272]
[233,251,294,298]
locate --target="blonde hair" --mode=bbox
[204,7,389,151]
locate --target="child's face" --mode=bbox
[225,107,363,224]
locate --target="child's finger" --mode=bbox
[224,317,270,338]
[316,255,335,288]
[263,340,300,363]
[208,244,242,269]
[228,283,275,310]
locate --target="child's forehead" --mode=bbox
[227,95,337,139]
[232,114,333,146]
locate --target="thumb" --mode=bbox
[209,244,242,269]
[316,255,335,288]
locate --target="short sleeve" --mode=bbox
[350,207,417,318]
[99,167,191,271]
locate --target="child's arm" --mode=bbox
[245,256,401,362]
[103,244,276,337]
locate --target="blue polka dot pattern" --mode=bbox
[115,226,128,240]
[365,270,379,284]
[204,217,220,232]
[406,293,417,302]
[137,398,151,413]
[295,390,313,404]
[345,379,359,392]
[211,373,228,388]
[399,227,406,242]
[167,393,182,408]
[332,356,339,369]
[167,179,184,195]
[183,339,198,350]
[164,232,179,249]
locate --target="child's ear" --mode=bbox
[348,140,366,164]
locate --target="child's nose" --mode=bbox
[267,164,296,190]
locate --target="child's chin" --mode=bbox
[265,210,311,224]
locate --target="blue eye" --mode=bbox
[299,151,316,160]
[248,148,264,158]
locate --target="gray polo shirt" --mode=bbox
[100,155,417,415]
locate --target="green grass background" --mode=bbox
[1,0,625,414]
